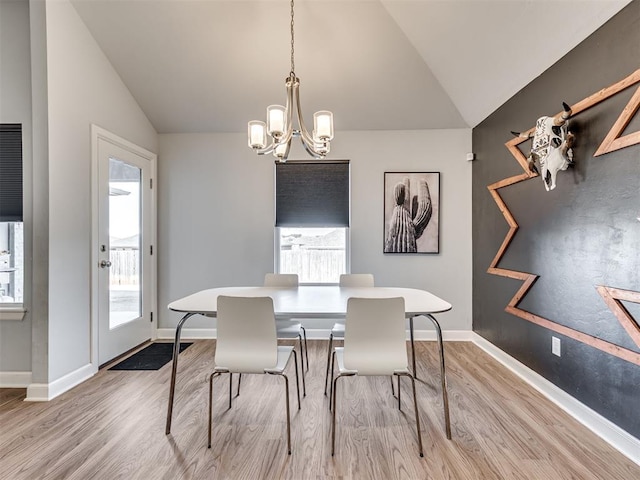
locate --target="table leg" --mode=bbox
[165,312,196,435]
[427,314,452,439]
[410,316,417,379]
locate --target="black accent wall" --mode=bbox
[472,1,640,439]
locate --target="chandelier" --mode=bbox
[247,0,334,162]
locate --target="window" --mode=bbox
[275,161,350,284]
[278,227,347,283]
[0,124,23,305]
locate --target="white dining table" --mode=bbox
[166,285,453,438]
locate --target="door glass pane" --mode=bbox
[109,158,141,328]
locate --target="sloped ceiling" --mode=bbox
[70,0,632,134]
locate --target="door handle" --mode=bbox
[100,260,112,268]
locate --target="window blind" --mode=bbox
[0,124,23,222]
[275,160,350,227]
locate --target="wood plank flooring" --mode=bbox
[0,340,638,479]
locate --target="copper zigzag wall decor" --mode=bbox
[487,68,640,366]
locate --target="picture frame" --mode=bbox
[383,172,440,254]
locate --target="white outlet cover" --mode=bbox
[552,336,561,357]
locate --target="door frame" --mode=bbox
[90,125,157,369]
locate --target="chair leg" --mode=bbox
[292,349,301,410]
[391,375,395,397]
[236,373,242,397]
[297,335,306,397]
[329,349,336,410]
[282,374,292,455]
[228,373,233,409]
[324,333,334,395]
[297,334,306,375]
[331,375,340,456]
[300,326,309,372]
[208,372,220,449]
[397,374,401,410]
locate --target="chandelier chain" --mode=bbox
[290,0,295,76]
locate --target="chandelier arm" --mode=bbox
[252,143,276,156]
[292,81,316,147]
[300,139,326,159]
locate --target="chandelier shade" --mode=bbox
[247,0,334,162]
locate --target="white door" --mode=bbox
[94,129,155,366]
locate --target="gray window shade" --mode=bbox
[276,160,350,227]
[0,124,23,222]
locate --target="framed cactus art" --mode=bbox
[383,172,440,254]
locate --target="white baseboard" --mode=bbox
[0,371,32,388]
[25,363,97,402]
[156,327,474,342]
[471,333,640,466]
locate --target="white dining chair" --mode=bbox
[329,296,423,457]
[264,273,307,396]
[208,295,301,454]
[323,273,375,395]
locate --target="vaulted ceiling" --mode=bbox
[70,0,632,134]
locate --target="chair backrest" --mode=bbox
[339,273,374,287]
[264,273,299,287]
[343,297,407,375]
[215,296,278,373]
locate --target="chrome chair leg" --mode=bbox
[292,350,301,410]
[329,349,336,411]
[297,335,306,397]
[427,314,452,440]
[208,371,221,448]
[300,326,309,372]
[297,333,305,375]
[324,333,334,395]
[283,374,292,455]
[331,374,341,456]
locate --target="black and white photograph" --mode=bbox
[383,172,440,254]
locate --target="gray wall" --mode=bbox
[44,0,157,381]
[158,129,473,334]
[472,0,640,438]
[0,0,33,372]
[0,0,158,382]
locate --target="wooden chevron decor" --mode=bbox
[487,68,640,366]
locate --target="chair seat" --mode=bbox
[215,346,294,374]
[265,346,295,374]
[334,347,409,377]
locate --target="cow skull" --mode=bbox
[512,102,575,191]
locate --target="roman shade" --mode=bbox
[275,160,350,227]
[0,124,23,222]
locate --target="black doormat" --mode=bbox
[109,342,192,371]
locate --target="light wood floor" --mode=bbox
[0,341,638,479]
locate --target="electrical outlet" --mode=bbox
[552,336,561,357]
